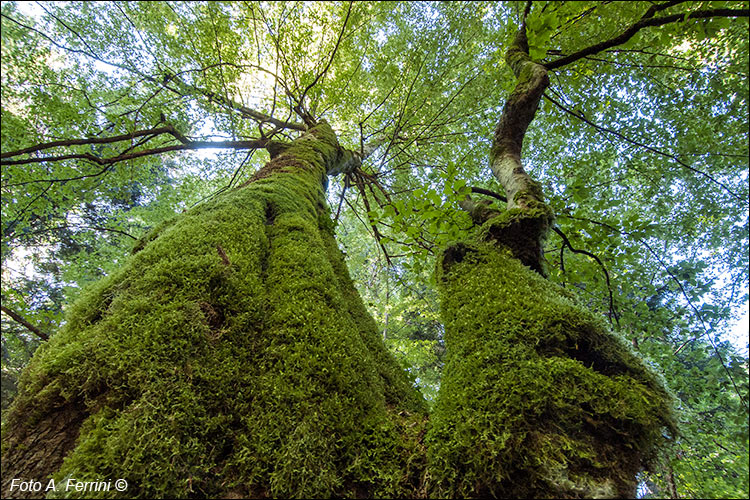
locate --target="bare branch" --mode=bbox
[165,69,307,131]
[2,126,180,159]
[471,187,506,202]
[543,93,744,202]
[550,226,619,325]
[2,138,265,177]
[351,171,393,266]
[1,305,50,341]
[2,129,268,187]
[298,2,353,111]
[3,137,266,166]
[545,6,750,70]
[10,222,137,241]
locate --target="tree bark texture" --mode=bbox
[1,122,427,499]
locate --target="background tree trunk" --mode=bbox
[1,122,427,499]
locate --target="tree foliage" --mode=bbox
[1,1,748,498]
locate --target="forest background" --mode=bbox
[1,1,748,498]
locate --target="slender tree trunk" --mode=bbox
[666,463,680,498]
[1,122,427,499]
[426,24,677,498]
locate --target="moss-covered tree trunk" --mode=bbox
[1,122,427,499]
[426,23,676,499]
[428,238,676,498]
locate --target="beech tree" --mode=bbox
[1,1,748,498]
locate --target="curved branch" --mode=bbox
[1,305,49,341]
[545,5,750,70]
[551,226,619,325]
[491,24,550,211]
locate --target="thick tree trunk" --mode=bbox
[1,122,427,499]
[428,238,676,498]
[426,24,677,499]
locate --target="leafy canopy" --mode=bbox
[1,1,748,498]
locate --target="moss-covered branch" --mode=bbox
[490,24,550,213]
[477,23,555,274]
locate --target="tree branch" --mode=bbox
[180,66,307,131]
[1,126,180,159]
[545,6,750,70]
[298,2,353,112]
[9,224,137,241]
[1,305,50,341]
[471,186,507,202]
[550,226,619,325]
[1,11,306,133]
[2,126,269,184]
[490,23,550,212]
[543,93,744,202]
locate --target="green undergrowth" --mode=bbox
[428,236,677,498]
[4,123,427,498]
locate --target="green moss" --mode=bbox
[131,216,179,254]
[428,239,677,498]
[477,203,554,275]
[511,180,545,207]
[3,121,426,499]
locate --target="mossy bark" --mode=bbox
[427,232,676,499]
[427,23,676,497]
[1,122,427,499]
[489,23,549,215]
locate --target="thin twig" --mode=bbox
[543,93,743,202]
[551,226,619,325]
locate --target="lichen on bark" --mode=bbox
[1,122,427,499]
